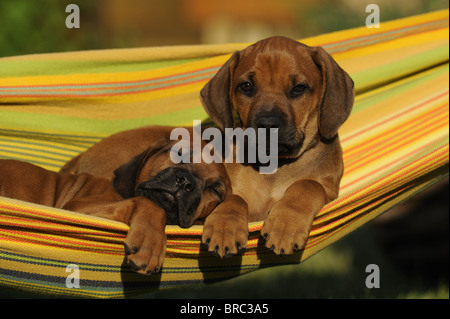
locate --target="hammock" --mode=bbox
[0,10,448,298]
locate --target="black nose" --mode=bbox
[256,116,282,129]
[175,170,196,193]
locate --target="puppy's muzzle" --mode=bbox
[256,115,283,130]
[136,167,201,228]
[251,109,304,157]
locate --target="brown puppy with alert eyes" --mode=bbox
[61,36,354,257]
[201,36,354,255]
[1,140,233,275]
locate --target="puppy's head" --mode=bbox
[113,140,230,228]
[201,36,354,158]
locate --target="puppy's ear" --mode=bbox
[312,47,355,140]
[113,139,168,198]
[200,51,240,130]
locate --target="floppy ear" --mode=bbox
[312,46,355,139]
[113,139,168,198]
[200,51,240,130]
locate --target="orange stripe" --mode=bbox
[341,91,448,143]
[2,228,120,250]
[0,203,126,232]
[317,155,442,224]
[2,235,124,256]
[318,17,448,50]
[1,77,210,99]
[0,65,219,89]
[310,151,447,239]
[310,186,408,237]
[343,112,448,175]
[0,218,125,239]
[343,122,448,180]
[307,191,402,249]
[326,144,448,210]
[341,140,442,191]
[313,157,443,229]
[343,118,447,170]
[343,102,448,161]
[0,70,218,94]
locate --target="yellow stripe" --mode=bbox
[337,28,448,73]
[301,9,449,48]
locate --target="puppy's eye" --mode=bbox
[238,82,255,97]
[290,84,309,98]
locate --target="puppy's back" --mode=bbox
[0,159,61,206]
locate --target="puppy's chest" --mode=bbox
[231,166,296,221]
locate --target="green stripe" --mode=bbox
[0,271,127,298]
[0,74,212,97]
[353,64,449,114]
[0,107,210,136]
[0,140,83,157]
[353,44,449,93]
[0,66,218,91]
[0,146,72,163]
[0,57,205,78]
[0,250,120,272]
[324,18,448,54]
[0,128,103,143]
[0,69,217,97]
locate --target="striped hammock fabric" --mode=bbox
[0,10,448,298]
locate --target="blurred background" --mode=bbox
[0,0,448,299]
[0,0,448,57]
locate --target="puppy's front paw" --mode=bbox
[124,215,167,275]
[202,200,248,258]
[260,205,312,255]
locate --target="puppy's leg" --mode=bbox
[123,199,167,275]
[202,194,248,258]
[64,197,167,275]
[260,180,328,255]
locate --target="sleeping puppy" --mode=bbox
[60,36,354,258]
[0,140,232,274]
[113,140,232,228]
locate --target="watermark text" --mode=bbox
[170,120,279,174]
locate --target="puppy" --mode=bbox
[113,140,231,228]
[1,140,232,274]
[60,36,354,257]
[200,36,354,255]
